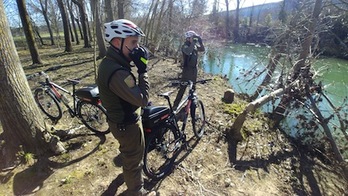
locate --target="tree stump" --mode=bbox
[223,89,235,103]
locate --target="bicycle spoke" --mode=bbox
[78,102,109,134]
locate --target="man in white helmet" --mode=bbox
[97,19,155,196]
[173,30,205,110]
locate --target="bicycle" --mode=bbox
[141,79,211,180]
[32,71,109,134]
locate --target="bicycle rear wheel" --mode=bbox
[143,123,180,180]
[191,99,206,138]
[78,101,109,134]
[34,87,62,122]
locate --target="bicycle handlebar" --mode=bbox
[171,79,212,87]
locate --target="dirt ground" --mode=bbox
[0,46,347,196]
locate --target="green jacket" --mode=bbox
[97,46,149,124]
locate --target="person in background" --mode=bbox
[173,30,205,110]
[97,19,155,196]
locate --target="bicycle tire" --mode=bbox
[143,123,180,180]
[191,99,206,138]
[34,87,62,122]
[78,101,110,134]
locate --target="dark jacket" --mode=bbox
[97,46,149,123]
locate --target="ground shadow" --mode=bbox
[227,135,332,196]
[100,173,125,196]
[11,132,106,195]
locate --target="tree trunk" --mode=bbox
[273,0,323,124]
[117,0,124,19]
[39,0,55,45]
[292,0,322,79]
[225,0,231,39]
[149,0,159,42]
[233,0,240,42]
[0,1,65,166]
[104,0,113,22]
[72,0,91,48]
[67,0,80,45]
[153,0,166,44]
[229,81,298,141]
[304,85,344,162]
[57,0,72,52]
[90,0,106,58]
[16,0,43,65]
[144,0,155,45]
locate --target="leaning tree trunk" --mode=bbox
[57,0,72,52]
[16,0,43,64]
[0,1,65,166]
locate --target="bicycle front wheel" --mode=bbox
[78,101,109,134]
[191,99,206,138]
[143,123,180,180]
[34,87,62,122]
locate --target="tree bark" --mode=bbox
[72,0,91,48]
[90,0,106,58]
[16,0,43,64]
[233,0,241,42]
[67,0,80,45]
[0,0,65,166]
[117,0,124,19]
[225,0,231,39]
[229,81,298,141]
[39,0,55,45]
[273,0,323,123]
[57,0,73,52]
[104,0,113,22]
[304,85,344,162]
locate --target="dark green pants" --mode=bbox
[109,120,145,196]
[173,66,197,109]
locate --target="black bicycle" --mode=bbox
[33,71,109,134]
[141,79,211,180]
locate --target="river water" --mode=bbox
[201,44,348,157]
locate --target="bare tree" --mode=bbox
[67,0,80,45]
[233,0,242,42]
[117,0,125,19]
[225,0,231,38]
[0,0,65,166]
[39,0,55,45]
[72,0,91,48]
[90,0,106,58]
[57,0,72,52]
[104,0,113,22]
[16,0,43,64]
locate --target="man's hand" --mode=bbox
[129,46,148,74]
[193,35,202,44]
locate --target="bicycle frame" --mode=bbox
[160,81,197,138]
[40,76,79,117]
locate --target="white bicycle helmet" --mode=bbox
[184,30,198,38]
[104,19,145,42]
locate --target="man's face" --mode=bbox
[112,36,140,61]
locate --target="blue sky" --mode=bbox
[208,0,283,11]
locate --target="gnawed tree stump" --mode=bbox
[223,89,235,104]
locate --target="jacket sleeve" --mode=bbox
[182,42,195,56]
[108,70,149,107]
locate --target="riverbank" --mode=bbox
[0,46,347,195]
